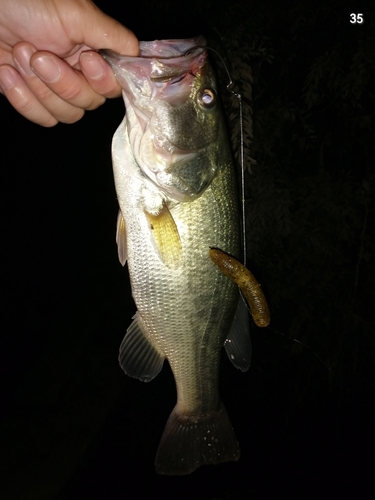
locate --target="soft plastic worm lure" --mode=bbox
[210,248,270,327]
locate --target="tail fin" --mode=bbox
[155,402,240,475]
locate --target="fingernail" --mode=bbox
[13,45,37,76]
[0,66,16,90]
[32,56,61,84]
[80,52,104,80]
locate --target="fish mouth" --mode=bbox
[99,38,207,103]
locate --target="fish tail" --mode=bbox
[155,402,240,475]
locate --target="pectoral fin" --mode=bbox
[116,209,128,266]
[224,297,252,372]
[119,312,165,382]
[145,202,182,268]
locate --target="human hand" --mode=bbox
[0,0,138,126]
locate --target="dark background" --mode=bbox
[1,0,374,498]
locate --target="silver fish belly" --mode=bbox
[102,37,251,475]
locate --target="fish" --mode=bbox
[101,37,252,475]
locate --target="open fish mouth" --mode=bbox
[99,38,207,106]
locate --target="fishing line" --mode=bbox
[184,45,246,267]
[266,325,333,374]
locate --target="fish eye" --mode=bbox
[197,88,216,109]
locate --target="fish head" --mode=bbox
[101,38,224,202]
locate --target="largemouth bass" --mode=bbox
[101,37,251,475]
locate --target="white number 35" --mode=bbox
[350,13,364,24]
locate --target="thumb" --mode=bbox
[61,0,139,56]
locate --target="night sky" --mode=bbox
[1,1,374,498]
